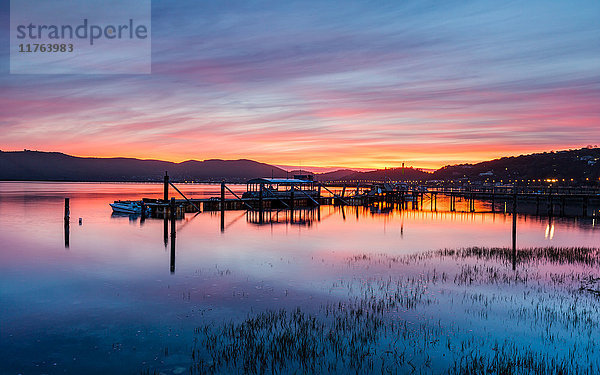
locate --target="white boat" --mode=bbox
[110,200,149,214]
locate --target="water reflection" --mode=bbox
[1,183,599,374]
[246,208,319,226]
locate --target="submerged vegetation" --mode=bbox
[188,247,600,374]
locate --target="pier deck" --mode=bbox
[139,174,600,219]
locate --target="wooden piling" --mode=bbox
[512,194,517,271]
[163,172,169,202]
[170,197,176,274]
[140,201,146,221]
[220,181,225,210]
[220,181,225,232]
[259,183,264,212]
[64,198,70,248]
[163,215,168,246]
[64,198,70,221]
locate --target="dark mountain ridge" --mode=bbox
[432,148,600,182]
[0,151,287,182]
[1,147,598,183]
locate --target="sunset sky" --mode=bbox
[1,0,599,169]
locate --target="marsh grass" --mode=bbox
[186,247,600,374]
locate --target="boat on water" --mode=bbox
[109,200,149,214]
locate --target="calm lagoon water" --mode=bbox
[1,182,599,374]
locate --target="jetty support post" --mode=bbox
[64,198,70,222]
[512,187,517,270]
[140,201,146,221]
[64,198,70,248]
[170,198,176,234]
[163,215,168,247]
[583,196,588,217]
[170,197,176,274]
[163,171,169,202]
[259,183,264,212]
[220,181,225,232]
[220,181,225,210]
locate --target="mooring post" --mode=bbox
[259,183,264,212]
[63,198,70,248]
[140,201,146,221]
[512,195,517,271]
[170,235,176,274]
[220,181,226,210]
[163,215,168,247]
[220,181,225,232]
[64,198,70,221]
[170,198,176,227]
[163,171,169,202]
[64,198,70,248]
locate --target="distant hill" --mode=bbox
[313,169,356,181]
[0,151,287,182]
[331,167,431,182]
[432,148,600,182]
[1,148,598,183]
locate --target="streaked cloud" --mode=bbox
[1,0,599,168]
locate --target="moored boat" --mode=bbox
[109,200,149,214]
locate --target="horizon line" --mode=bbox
[2,146,597,173]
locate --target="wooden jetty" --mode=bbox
[135,172,599,219]
[93,173,600,274]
